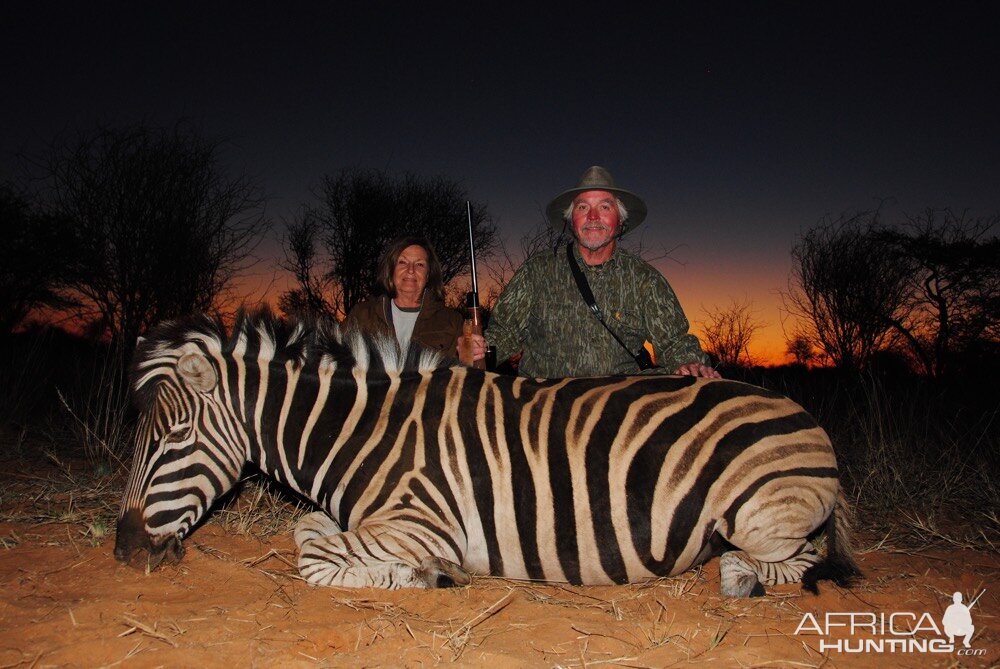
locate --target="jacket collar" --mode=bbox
[572,243,621,272]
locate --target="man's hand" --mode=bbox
[674,362,721,379]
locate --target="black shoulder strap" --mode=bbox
[566,242,602,319]
[565,243,649,369]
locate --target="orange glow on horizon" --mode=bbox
[31,258,801,368]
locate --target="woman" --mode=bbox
[343,235,463,357]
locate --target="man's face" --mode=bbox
[570,190,621,252]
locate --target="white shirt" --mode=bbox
[391,301,420,352]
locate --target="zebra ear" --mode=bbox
[177,352,218,393]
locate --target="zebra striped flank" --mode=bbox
[115,309,860,595]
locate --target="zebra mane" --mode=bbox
[130,308,449,411]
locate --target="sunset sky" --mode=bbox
[3,3,998,363]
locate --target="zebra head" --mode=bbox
[115,320,247,570]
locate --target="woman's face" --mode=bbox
[393,244,429,304]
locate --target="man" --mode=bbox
[466,165,718,378]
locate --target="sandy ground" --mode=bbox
[0,465,996,668]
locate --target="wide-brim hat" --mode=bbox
[545,165,648,234]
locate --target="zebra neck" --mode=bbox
[243,366,409,513]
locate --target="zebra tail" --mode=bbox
[801,490,863,594]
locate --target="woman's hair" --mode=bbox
[376,235,445,300]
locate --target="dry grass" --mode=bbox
[0,448,313,561]
[801,374,1000,552]
[0,449,118,550]
[310,576,751,666]
[52,344,135,467]
[210,474,310,539]
[118,614,185,648]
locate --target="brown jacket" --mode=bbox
[343,294,464,358]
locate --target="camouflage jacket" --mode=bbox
[487,244,708,377]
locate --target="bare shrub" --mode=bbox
[55,343,133,468]
[697,297,764,370]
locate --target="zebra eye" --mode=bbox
[163,425,191,444]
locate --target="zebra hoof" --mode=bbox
[415,556,472,588]
[721,572,765,598]
[719,551,768,597]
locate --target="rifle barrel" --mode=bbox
[466,200,478,295]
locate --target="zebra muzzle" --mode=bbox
[114,509,186,570]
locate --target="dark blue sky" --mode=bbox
[4,2,998,359]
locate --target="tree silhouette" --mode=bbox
[878,209,1000,377]
[785,333,818,366]
[278,213,339,319]
[281,168,497,319]
[0,182,76,335]
[783,211,911,371]
[698,297,763,369]
[483,220,559,308]
[34,123,268,350]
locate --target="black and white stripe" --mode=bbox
[115,312,860,595]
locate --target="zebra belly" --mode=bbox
[463,467,838,585]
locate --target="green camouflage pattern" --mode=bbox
[488,244,708,377]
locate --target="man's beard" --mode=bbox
[575,226,613,252]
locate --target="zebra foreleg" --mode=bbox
[719,545,821,597]
[295,520,471,589]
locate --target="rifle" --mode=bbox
[459,200,486,369]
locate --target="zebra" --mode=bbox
[114,311,860,596]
